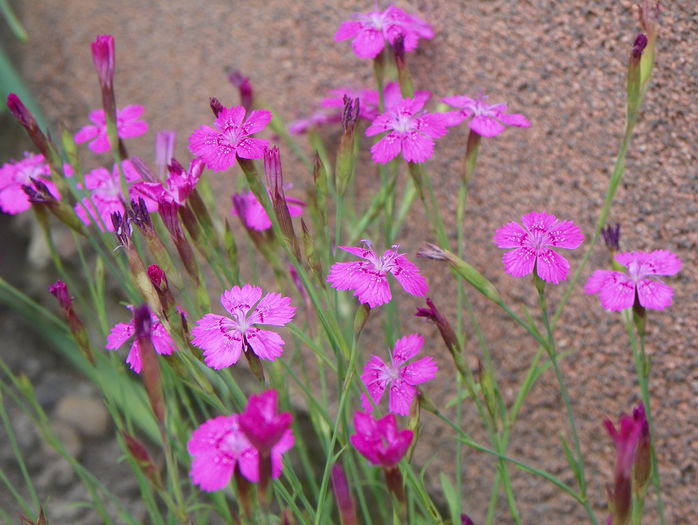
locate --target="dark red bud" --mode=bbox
[209,97,224,117]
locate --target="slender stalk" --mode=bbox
[538,286,598,525]
[625,318,666,524]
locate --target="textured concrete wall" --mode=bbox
[9,1,697,522]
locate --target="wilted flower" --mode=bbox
[238,390,293,455]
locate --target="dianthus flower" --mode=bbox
[322,82,431,122]
[493,212,584,284]
[191,284,295,369]
[74,105,148,154]
[361,334,437,416]
[238,390,293,455]
[0,153,55,214]
[327,241,428,308]
[584,250,681,311]
[350,412,413,468]
[442,93,530,138]
[188,105,271,172]
[133,157,205,208]
[105,305,177,373]
[231,190,304,231]
[335,5,433,60]
[366,96,450,164]
[187,412,293,491]
[74,160,156,231]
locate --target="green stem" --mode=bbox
[538,287,597,525]
[626,318,666,524]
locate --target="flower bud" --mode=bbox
[331,464,358,525]
[91,35,115,91]
[228,70,254,111]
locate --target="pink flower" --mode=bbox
[74,160,156,232]
[187,412,293,491]
[105,305,177,373]
[366,96,450,164]
[238,390,293,455]
[350,412,413,468]
[361,334,437,416]
[231,190,304,231]
[322,82,431,123]
[335,5,433,60]
[327,241,428,308]
[493,212,584,284]
[584,250,681,312]
[0,153,56,214]
[191,284,295,369]
[188,105,271,172]
[74,105,148,154]
[133,157,205,208]
[442,93,530,138]
[288,111,340,136]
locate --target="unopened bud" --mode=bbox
[91,35,115,91]
[331,464,358,525]
[134,305,165,425]
[209,97,224,117]
[228,70,253,111]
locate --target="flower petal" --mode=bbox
[191,314,244,369]
[545,220,584,249]
[493,221,529,248]
[391,334,424,364]
[501,247,536,278]
[360,355,391,409]
[245,328,286,361]
[401,356,438,385]
[248,292,295,326]
[388,379,416,416]
[390,255,428,297]
[469,115,505,137]
[636,278,674,310]
[535,248,570,284]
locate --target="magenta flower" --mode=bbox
[327,241,428,308]
[231,190,304,231]
[105,305,177,373]
[0,153,56,214]
[238,390,293,455]
[188,105,271,172]
[191,284,295,369]
[350,412,413,468]
[322,82,431,123]
[133,157,205,208]
[335,5,433,60]
[188,412,293,491]
[75,160,156,232]
[366,96,450,164]
[442,93,530,138]
[74,105,148,154]
[361,334,437,416]
[493,212,584,284]
[584,250,681,312]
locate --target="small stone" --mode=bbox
[42,420,82,458]
[54,395,110,438]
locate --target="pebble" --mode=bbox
[53,395,110,438]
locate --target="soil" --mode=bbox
[1,1,696,524]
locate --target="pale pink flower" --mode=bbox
[188,412,293,491]
[366,96,450,164]
[105,305,177,373]
[361,334,437,416]
[238,390,293,455]
[231,190,304,231]
[74,105,148,154]
[0,153,56,214]
[327,241,428,308]
[191,284,295,369]
[188,105,271,172]
[335,5,434,60]
[350,412,413,468]
[584,250,681,311]
[442,93,530,138]
[74,160,156,232]
[493,212,584,284]
[288,111,340,136]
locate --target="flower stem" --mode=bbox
[625,316,666,524]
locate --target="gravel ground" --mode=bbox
[1,1,696,523]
